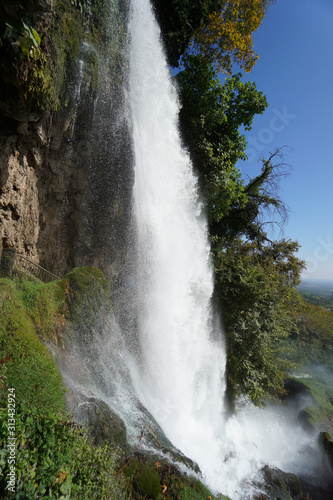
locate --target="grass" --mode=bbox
[0,277,66,412]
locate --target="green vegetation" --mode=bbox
[0,268,126,499]
[0,0,124,116]
[176,51,306,406]
[177,56,268,236]
[215,239,304,406]
[153,0,274,72]
[290,298,333,369]
[0,277,65,412]
[123,458,162,499]
[0,399,125,499]
[120,454,229,500]
[152,0,221,66]
[298,288,333,311]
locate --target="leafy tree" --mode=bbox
[210,150,292,244]
[152,0,222,66]
[177,55,305,407]
[177,55,268,169]
[191,0,275,74]
[176,55,280,243]
[215,238,305,406]
[152,1,274,70]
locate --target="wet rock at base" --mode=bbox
[318,431,333,481]
[254,465,303,500]
[74,396,131,454]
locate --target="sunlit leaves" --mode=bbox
[189,0,274,74]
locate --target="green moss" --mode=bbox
[18,47,59,110]
[119,453,230,500]
[63,266,111,324]
[0,278,65,412]
[181,482,221,499]
[123,458,162,499]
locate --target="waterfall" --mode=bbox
[126,1,326,498]
[128,0,229,486]
[128,0,227,465]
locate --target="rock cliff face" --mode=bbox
[0,135,39,259]
[0,0,134,279]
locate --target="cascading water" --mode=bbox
[128,0,226,462]
[126,0,328,498]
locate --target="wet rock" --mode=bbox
[319,432,333,472]
[120,452,225,500]
[283,378,317,415]
[74,396,131,454]
[298,409,316,433]
[254,465,303,500]
[128,395,200,474]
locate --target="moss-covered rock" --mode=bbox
[319,431,333,472]
[289,374,333,435]
[0,266,112,412]
[0,277,66,411]
[120,452,227,500]
[74,396,131,454]
[254,466,303,500]
[123,457,162,499]
[63,266,111,315]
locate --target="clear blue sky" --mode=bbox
[233,0,333,281]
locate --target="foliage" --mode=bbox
[177,52,305,405]
[177,57,269,243]
[177,55,268,170]
[152,0,221,66]
[215,239,305,405]
[4,18,41,55]
[0,400,125,499]
[17,47,59,112]
[287,298,333,369]
[0,278,65,413]
[191,0,275,74]
[177,55,290,244]
[0,0,116,115]
[217,150,291,243]
[299,291,333,311]
[2,14,57,110]
[153,1,274,71]
[123,458,162,499]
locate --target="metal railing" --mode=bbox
[0,249,60,283]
